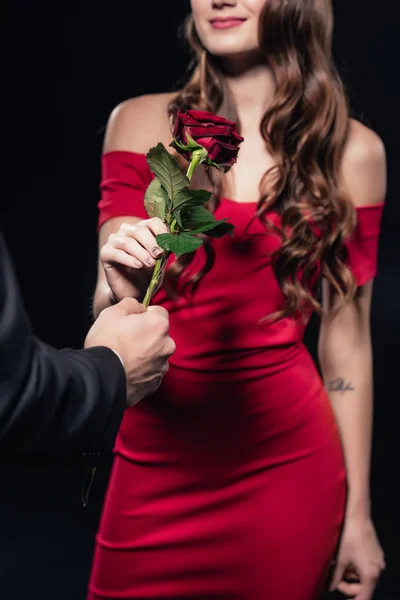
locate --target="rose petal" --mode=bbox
[172,109,243,167]
[232,131,245,143]
[186,109,236,126]
[187,125,234,137]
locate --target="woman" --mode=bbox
[89,1,386,598]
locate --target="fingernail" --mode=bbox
[146,257,155,267]
[152,246,163,257]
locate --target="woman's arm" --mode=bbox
[93,95,175,319]
[319,120,386,518]
[319,278,374,518]
[93,216,143,319]
[319,120,386,597]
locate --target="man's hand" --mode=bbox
[85,298,176,407]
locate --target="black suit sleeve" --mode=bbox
[0,234,126,455]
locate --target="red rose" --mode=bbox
[171,109,244,171]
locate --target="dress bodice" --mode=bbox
[98,150,384,374]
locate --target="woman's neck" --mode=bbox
[222,61,276,131]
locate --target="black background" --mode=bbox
[1,2,399,599]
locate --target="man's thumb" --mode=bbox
[116,297,146,315]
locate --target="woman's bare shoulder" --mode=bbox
[345,119,385,163]
[340,118,386,207]
[103,92,180,155]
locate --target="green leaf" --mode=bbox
[144,178,169,220]
[172,188,211,211]
[156,232,204,258]
[187,219,229,235]
[180,205,216,229]
[202,221,235,238]
[146,143,189,204]
[174,209,184,229]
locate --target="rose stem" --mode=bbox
[142,254,166,308]
[142,149,203,307]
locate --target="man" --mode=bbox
[0,233,175,454]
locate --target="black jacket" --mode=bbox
[0,233,126,455]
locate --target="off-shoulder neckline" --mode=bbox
[102,149,385,212]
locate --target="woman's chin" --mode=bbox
[205,40,258,60]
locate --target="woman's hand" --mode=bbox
[330,515,385,599]
[100,218,168,302]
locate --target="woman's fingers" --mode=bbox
[354,568,382,600]
[336,566,381,600]
[329,561,346,592]
[100,235,144,268]
[105,234,159,268]
[101,218,168,268]
[100,241,142,269]
[337,581,362,596]
[142,217,169,238]
[120,219,167,259]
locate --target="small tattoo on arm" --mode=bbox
[326,378,355,395]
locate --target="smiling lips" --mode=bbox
[210,17,247,30]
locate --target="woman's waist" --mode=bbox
[115,348,337,467]
[158,289,307,362]
[146,344,319,406]
[165,336,307,380]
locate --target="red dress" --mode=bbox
[88,150,384,600]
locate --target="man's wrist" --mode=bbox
[110,349,124,369]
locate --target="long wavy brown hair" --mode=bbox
[166,0,357,320]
